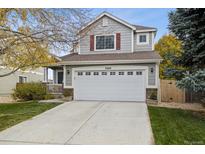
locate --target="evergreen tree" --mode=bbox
[169,9,205,70]
[168,9,205,92]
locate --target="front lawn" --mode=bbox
[148,106,205,145]
[0,101,60,131]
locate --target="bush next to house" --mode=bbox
[63,88,73,98]
[13,82,53,101]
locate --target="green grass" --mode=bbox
[0,101,60,131]
[148,106,205,145]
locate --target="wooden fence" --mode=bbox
[185,90,205,103]
[160,79,185,103]
[160,79,205,103]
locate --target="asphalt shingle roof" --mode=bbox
[60,51,161,62]
[132,24,157,30]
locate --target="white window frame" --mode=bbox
[94,34,116,51]
[137,33,149,45]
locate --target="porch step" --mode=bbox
[51,93,64,99]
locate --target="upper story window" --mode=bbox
[137,33,149,45]
[140,35,147,43]
[95,35,115,50]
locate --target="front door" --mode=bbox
[57,71,63,84]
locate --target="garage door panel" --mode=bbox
[74,70,145,102]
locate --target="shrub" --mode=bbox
[63,88,73,97]
[44,93,55,100]
[147,89,158,100]
[150,91,157,100]
[201,98,205,108]
[13,82,47,101]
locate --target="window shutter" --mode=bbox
[116,33,121,50]
[90,35,94,51]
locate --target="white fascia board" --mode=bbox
[135,29,157,33]
[79,12,136,33]
[58,59,161,65]
[152,32,155,50]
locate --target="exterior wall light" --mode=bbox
[150,67,154,73]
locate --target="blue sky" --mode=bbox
[90,8,175,41]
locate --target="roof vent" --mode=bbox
[102,17,108,27]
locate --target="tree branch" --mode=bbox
[0,67,20,77]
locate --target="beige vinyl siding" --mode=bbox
[80,16,132,54]
[0,68,44,96]
[66,66,72,86]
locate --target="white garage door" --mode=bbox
[74,70,146,102]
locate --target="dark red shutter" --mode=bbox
[116,33,121,50]
[90,35,94,51]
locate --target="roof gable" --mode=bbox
[79,12,157,34]
[79,12,136,33]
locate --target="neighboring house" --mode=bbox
[45,12,162,102]
[0,66,44,96]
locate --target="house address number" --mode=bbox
[105,66,112,70]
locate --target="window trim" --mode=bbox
[136,71,142,75]
[119,71,124,75]
[110,71,116,75]
[94,34,116,51]
[93,72,99,75]
[85,72,91,76]
[101,72,107,75]
[77,72,83,76]
[127,71,133,75]
[137,33,149,45]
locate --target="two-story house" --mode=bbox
[45,12,162,102]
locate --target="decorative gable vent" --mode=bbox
[102,17,108,27]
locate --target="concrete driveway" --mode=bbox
[0,101,154,144]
